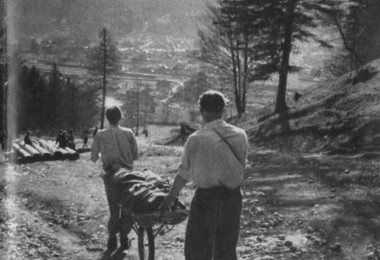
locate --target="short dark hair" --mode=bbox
[199,90,226,113]
[106,106,122,124]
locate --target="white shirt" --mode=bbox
[178,119,248,189]
[91,125,138,174]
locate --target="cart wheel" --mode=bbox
[138,226,155,260]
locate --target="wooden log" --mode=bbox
[32,142,50,155]
[23,144,43,161]
[13,143,33,163]
[38,139,51,150]
[39,140,64,159]
[13,143,31,158]
[23,143,39,155]
[45,141,72,160]
[57,147,71,160]
[31,143,53,160]
[64,147,80,160]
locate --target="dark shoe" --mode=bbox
[107,236,117,251]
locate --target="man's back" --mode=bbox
[91,126,138,173]
[179,119,248,189]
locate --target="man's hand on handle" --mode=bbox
[158,174,188,216]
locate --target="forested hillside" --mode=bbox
[11,0,208,39]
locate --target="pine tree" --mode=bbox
[24,66,46,129]
[201,0,343,130]
[46,63,64,130]
[198,0,293,117]
[63,78,77,129]
[88,28,121,129]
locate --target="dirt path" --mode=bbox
[239,151,380,259]
[1,146,380,259]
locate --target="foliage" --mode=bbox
[198,0,266,116]
[122,78,155,135]
[199,0,341,130]
[16,64,99,134]
[87,29,121,75]
[175,72,211,105]
[323,0,380,76]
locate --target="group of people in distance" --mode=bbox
[22,127,97,152]
[55,127,98,150]
[91,90,248,260]
[55,129,75,150]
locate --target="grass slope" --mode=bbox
[246,59,380,154]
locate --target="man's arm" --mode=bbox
[159,136,194,212]
[159,174,188,212]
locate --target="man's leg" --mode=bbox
[120,210,134,249]
[185,188,220,260]
[213,188,242,260]
[104,178,122,251]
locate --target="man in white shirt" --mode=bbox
[91,106,138,253]
[160,90,248,260]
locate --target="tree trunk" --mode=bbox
[225,16,243,118]
[100,28,107,129]
[242,34,249,115]
[136,77,140,136]
[275,0,297,132]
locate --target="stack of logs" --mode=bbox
[13,139,79,163]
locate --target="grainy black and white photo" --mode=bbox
[1,0,380,259]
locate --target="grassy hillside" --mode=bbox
[245,59,380,154]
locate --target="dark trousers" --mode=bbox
[185,186,242,260]
[103,173,134,245]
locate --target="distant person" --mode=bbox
[91,106,138,254]
[67,129,75,150]
[160,90,248,260]
[24,131,34,146]
[0,131,6,151]
[82,128,89,148]
[294,92,302,103]
[142,128,148,138]
[93,126,98,138]
[55,130,67,148]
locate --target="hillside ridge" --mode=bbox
[245,59,380,155]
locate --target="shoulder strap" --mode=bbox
[213,129,243,167]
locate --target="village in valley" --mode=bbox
[1,0,380,259]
